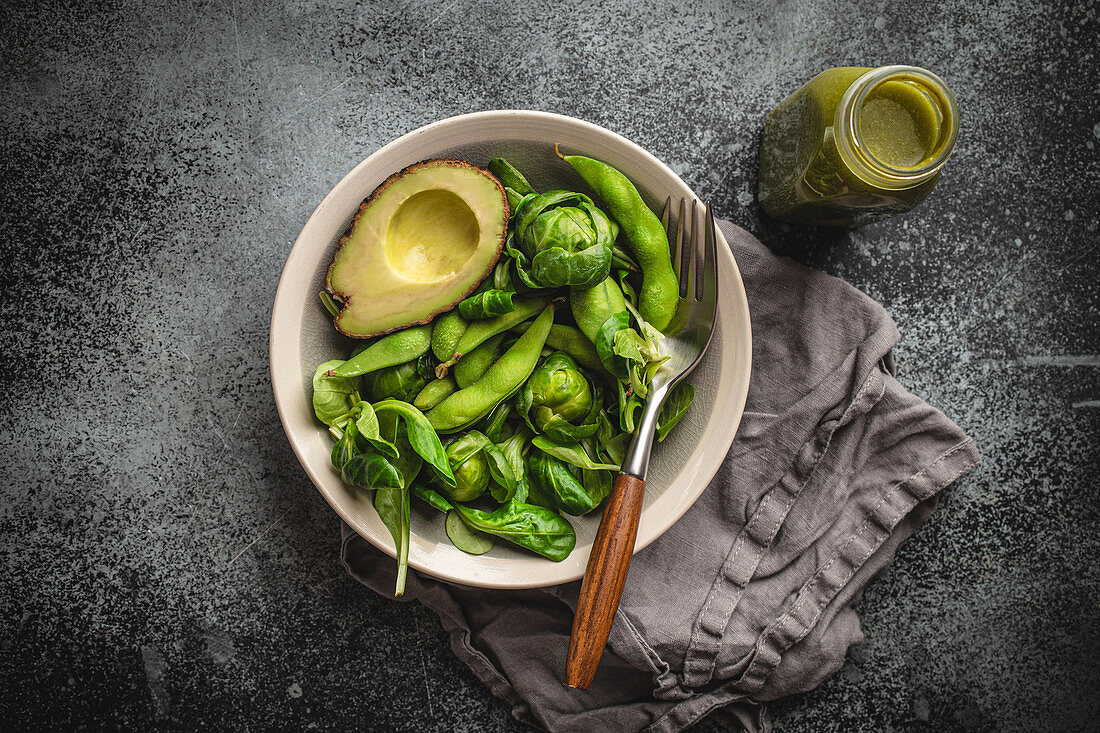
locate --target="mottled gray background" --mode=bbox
[2,0,1098,730]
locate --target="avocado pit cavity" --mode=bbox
[386,189,480,283]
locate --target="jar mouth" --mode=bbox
[836,65,959,188]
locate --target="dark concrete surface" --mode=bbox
[2,0,1097,730]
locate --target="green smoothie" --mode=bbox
[859,80,943,169]
[758,66,958,227]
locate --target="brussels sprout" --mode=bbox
[360,358,429,403]
[517,352,601,443]
[512,191,618,289]
[443,433,492,502]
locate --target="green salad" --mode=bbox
[312,151,694,595]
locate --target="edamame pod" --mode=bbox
[454,333,505,389]
[488,158,536,196]
[427,305,555,433]
[442,296,549,369]
[412,376,457,411]
[431,311,468,362]
[545,324,605,374]
[569,276,627,342]
[327,324,431,378]
[558,149,679,331]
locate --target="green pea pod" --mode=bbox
[453,500,576,561]
[570,276,627,343]
[489,157,537,196]
[427,304,555,433]
[503,186,527,213]
[453,333,505,389]
[558,149,679,331]
[458,289,516,320]
[444,296,549,365]
[545,325,606,375]
[412,376,457,411]
[328,325,432,378]
[431,311,468,363]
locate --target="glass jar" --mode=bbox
[758,65,959,227]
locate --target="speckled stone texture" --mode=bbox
[1,0,1097,730]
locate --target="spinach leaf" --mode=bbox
[581,468,612,508]
[493,259,512,292]
[475,401,511,444]
[527,450,595,516]
[616,381,645,434]
[484,442,517,503]
[330,418,359,472]
[596,412,628,466]
[498,427,533,504]
[348,401,397,459]
[312,360,359,426]
[373,400,456,488]
[453,501,577,561]
[656,382,695,442]
[594,311,634,379]
[458,289,517,320]
[411,483,453,513]
[374,485,411,596]
[342,452,403,490]
[353,401,381,440]
[445,510,494,555]
[531,435,620,471]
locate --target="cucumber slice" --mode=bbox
[445,510,494,555]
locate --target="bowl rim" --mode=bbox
[270,109,752,588]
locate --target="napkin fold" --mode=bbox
[340,220,980,732]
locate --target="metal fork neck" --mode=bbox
[619,379,675,480]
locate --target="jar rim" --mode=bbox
[835,65,959,189]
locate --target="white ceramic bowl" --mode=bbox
[270,111,751,588]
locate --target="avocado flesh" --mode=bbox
[326,159,509,338]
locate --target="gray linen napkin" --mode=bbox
[340,220,980,732]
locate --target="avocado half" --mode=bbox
[326,159,509,338]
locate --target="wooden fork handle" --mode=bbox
[564,473,646,689]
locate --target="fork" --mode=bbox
[564,198,719,689]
